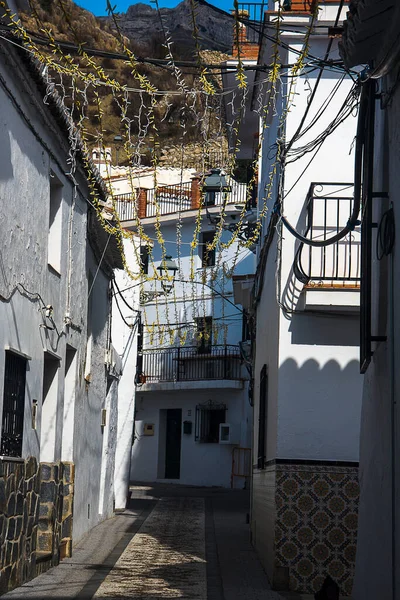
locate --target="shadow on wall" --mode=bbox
[279,207,360,348]
[278,357,362,461]
[0,130,13,181]
[279,357,360,396]
[289,313,360,347]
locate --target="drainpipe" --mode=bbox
[389,210,396,600]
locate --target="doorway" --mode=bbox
[165,409,182,479]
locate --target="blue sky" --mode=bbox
[76,0,232,16]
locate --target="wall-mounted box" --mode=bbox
[183,420,192,435]
[219,423,240,445]
[143,423,155,436]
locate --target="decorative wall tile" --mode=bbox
[273,462,359,596]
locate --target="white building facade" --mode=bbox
[244,1,364,595]
[341,3,400,599]
[114,167,255,489]
[0,31,132,592]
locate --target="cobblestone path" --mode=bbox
[3,486,283,600]
[94,497,207,599]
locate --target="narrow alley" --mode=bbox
[3,0,400,597]
[2,484,288,600]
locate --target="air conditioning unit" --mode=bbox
[219,423,240,445]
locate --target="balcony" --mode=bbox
[293,182,360,312]
[137,345,244,391]
[235,3,265,43]
[114,179,252,222]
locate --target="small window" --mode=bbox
[140,245,149,275]
[41,352,60,462]
[242,310,250,341]
[1,351,27,457]
[195,316,212,354]
[257,364,268,469]
[200,231,216,267]
[48,172,63,273]
[85,271,94,380]
[195,402,226,443]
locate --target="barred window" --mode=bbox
[200,231,216,267]
[195,316,213,354]
[195,401,226,443]
[1,351,27,457]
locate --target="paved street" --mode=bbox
[2,484,288,600]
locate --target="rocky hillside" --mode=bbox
[18,0,231,167]
[102,0,234,54]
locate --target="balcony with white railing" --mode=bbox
[293,182,360,312]
[136,344,245,391]
[114,178,254,223]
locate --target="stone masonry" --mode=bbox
[0,457,75,595]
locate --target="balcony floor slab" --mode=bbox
[137,380,245,392]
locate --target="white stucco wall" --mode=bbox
[112,240,140,510]
[252,28,363,465]
[125,209,254,487]
[222,63,259,159]
[71,248,115,542]
[131,387,249,487]
[352,75,400,600]
[140,219,255,348]
[0,43,121,546]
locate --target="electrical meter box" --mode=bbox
[143,423,155,436]
[219,423,240,445]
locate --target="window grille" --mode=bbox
[195,401,226,443]
[140,245,149,274]
[195,316,213,354]
[1,352,27,457]
[200,231,216,267]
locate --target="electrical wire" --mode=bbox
[0,23,309,73]
[88,233,111,297]
[285,82,359,164]
[196,0,354,74]
[278,76,369,247]
[113,282,137,329]
[282,0,347,158]
[112,278,141,312]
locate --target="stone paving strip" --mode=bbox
[93,496,207,599]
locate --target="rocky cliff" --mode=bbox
[104,0,234,54]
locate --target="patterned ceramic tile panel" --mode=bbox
[274,463,359,595]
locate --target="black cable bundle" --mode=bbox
[376,206,395,260]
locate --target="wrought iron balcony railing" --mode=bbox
[138,345,243,383]
[293,182,360,287]
[234,3,266,45]
[114,179,252,221]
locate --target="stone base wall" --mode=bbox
[0,456,74,595]
[37,461,74,565]
[253,460,359,596]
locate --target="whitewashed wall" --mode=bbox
[0,43,120,545]
[141,219,255,348]
[131,387,249,487]
[352,77,400,600]
[112,240,140,509]
[253,31,363,464]
[127,212,254,487]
